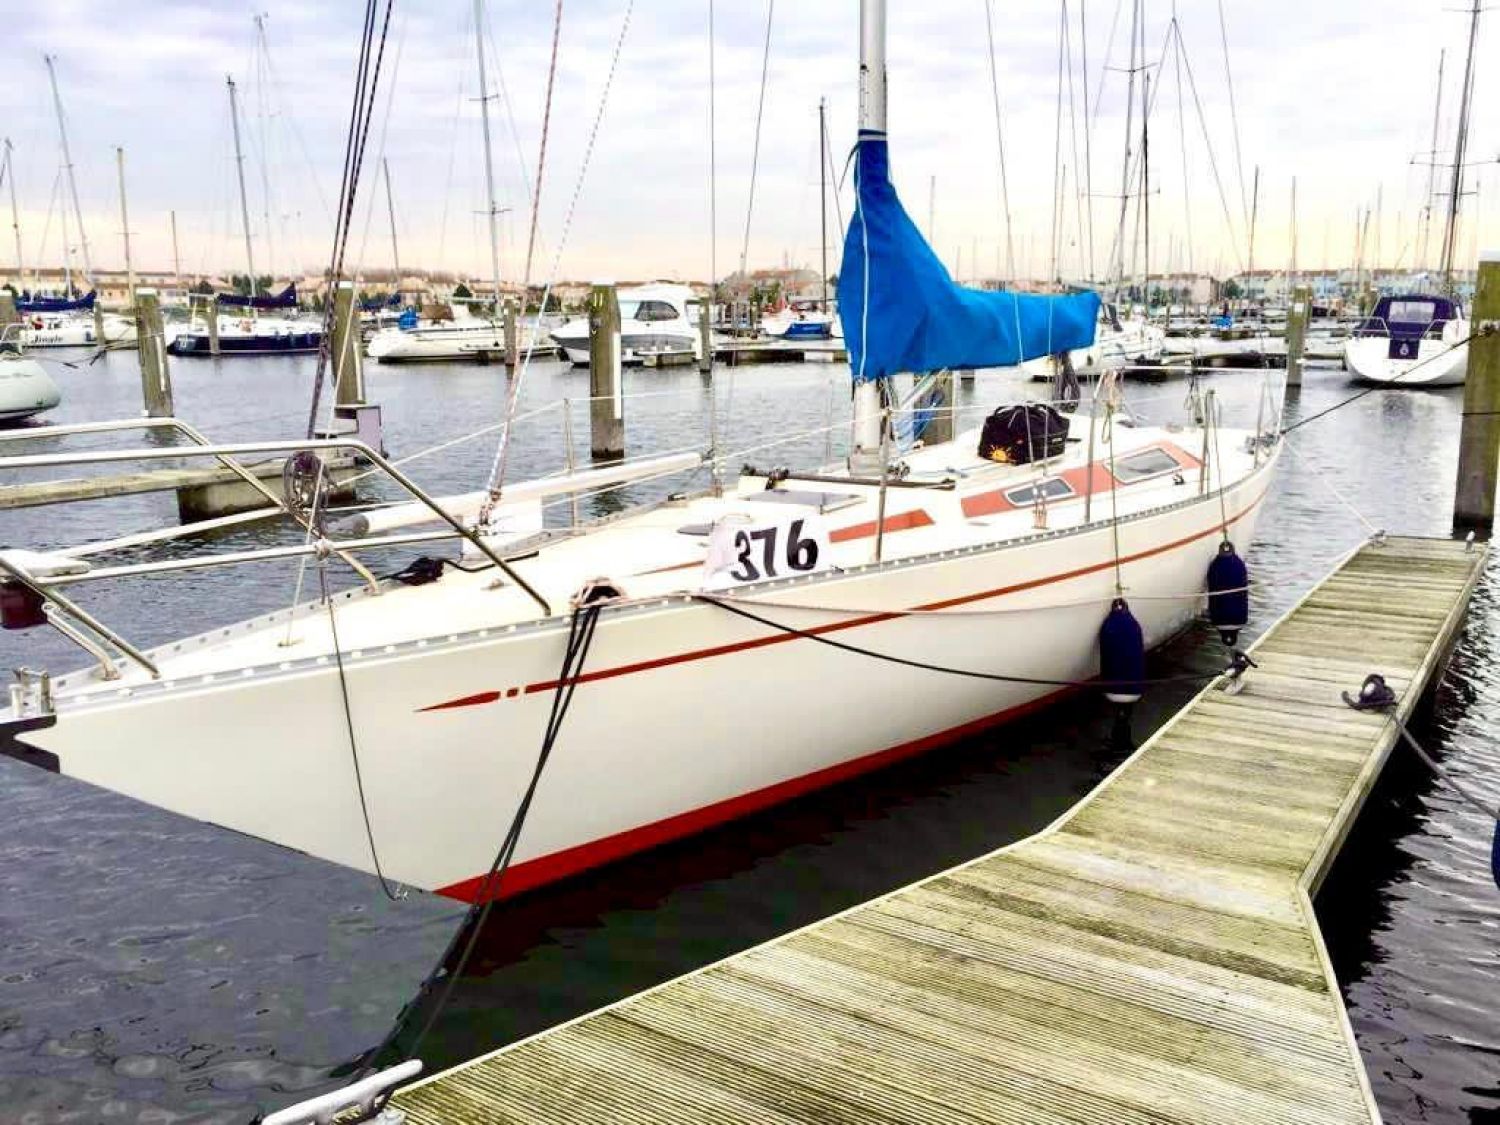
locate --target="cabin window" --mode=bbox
[1003,478,1075,506]
[1388,300,1439,325]
[635,300,679,322]
[1110,447,1180,483]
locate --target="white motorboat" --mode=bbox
[366,304,556,363]
[551,283,702,365]
[0,0,1282,902]
[1343,294,1469,387]
[0,333,61,422]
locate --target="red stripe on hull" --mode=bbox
[435,685,1073,902]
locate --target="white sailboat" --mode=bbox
[0,0,1281,902]
[1342,0,1482,388]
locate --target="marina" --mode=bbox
[1,1,1498,1123]
[393,534,1486,1125]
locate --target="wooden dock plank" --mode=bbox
[393,535,1486,1124]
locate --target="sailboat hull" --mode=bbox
[15,457,1273,900]
[1344,335,1468,387]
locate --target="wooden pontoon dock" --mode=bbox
[394,534,1485,1124]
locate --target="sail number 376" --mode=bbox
[731,519,820,582]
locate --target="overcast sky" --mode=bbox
[4,1,1496,286]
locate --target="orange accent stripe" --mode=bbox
[829,508,935,543]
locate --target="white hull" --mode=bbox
[367,321,551,363]
[0,357,62,420]
[1343,333,1468,387]
[12,420,1276,900]
[18,314,136,349]
[1024,322,1165,380]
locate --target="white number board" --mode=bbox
[702,512,832,590]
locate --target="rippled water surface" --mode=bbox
[1,350,1496,1122]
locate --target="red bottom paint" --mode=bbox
[436,685,1072,902]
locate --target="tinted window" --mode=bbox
[1111,447,1180,482]
[635,300,679,322]
[1388,300,1439,325]
[1004,478,1075,506]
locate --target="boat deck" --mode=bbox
[392,534,1485,1124]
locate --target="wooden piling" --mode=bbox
[206,295,220,356]
[1453,253,1500,527]
[0,291,17,330]
[331,280,364,407]
[1285,284,1311,387]
[132,288,172,418]
[504,299,519,370]
[589,283,624,460]
[923,369,955,444]
[698,292,713,376]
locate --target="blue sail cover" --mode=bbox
[18,290,96,313]
[838,132,1100,382]
[218,283,298,310]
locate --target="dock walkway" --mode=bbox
[394,535,1485,1124]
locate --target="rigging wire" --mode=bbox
[1171,5,1193,278]
[983,0,1017,282]
[1167,19,1244,274]
[483,0,635,503]
[1215,0,1250,231]
[737,0,776,280]
[303,0,395,439]
[484,0,566,500]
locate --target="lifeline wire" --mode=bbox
[357,603,603,1087]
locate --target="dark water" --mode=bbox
[1,351,1496,1123]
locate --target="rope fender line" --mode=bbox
[346,601,604,1092]
[1343,672,1500,888]
[693,591,1253,691]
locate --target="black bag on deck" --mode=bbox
[977,403,1068,465]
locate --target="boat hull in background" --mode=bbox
[0,358,62,421]
[1343,335,1468,387]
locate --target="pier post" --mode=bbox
[588,283,624,460]
[206,295,220,356]
[923,370,955,444]
[504,299,519,370]
[133,287,173,417]
[331,280,364,406]
[0,291,17,330]
[1453,253,1500,528]
[698,292,713,376]
[92,299,105,349]
[1285,284,1311,387]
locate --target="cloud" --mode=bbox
[3,0,1495,287]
